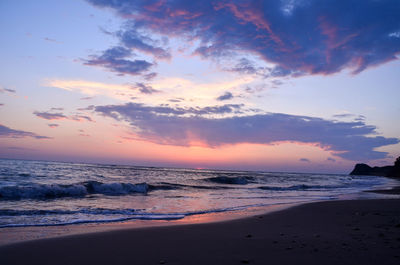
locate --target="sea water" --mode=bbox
[0,159,398,228]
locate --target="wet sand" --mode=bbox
[1,198,400,265]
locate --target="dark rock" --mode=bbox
[350,163,373,175]
[350,163,393,176]
[387,157,400,178]
[350,156,400,178]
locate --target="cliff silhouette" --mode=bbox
[350,156,400,178]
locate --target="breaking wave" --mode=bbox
[0,180,238,200]
[0,181,149,200]
[0,204,264,228]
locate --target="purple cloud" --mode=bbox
[48,124,59,128]
[143,72,157,81]
[50,107,64,111]
[299,158,310,163]
[327,157,336,162]
[78,129,90,137]
[0,87,16,93]
[70,115,94,122]
[95,102,243,120]
[94,102,399,161]
[0,124,51,139]
[168,98,184,103]
[88,0,400,75]
[227,58,270,77]
[80,96,94,100]
[7,146,37,151]
[77,105,95,111]
[34,110,94,122]
[217,92,234,101]
[133,82,159,94]
[33,111,67,120]
[118,27,171,59]
[333,113,355,118]
[43,37,61,43]
[84,46,153,76]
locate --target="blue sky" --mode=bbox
[0,0,399,173]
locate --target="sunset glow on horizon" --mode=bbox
[1,0,399,173]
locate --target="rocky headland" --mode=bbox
[350,156,400,178]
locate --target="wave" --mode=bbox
[0,208,140,216]
[258,184,343,191]
[204,176,254,185]
[0,214,186,228]
[0,180,236,200]
[0,181,149,200]
[0,204,264,228]
[148,182,231,191]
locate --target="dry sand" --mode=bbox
[1,198,400,265]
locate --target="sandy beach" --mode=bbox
[1,197,399,265]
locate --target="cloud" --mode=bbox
[0,103,4,106]
[299,158,310,162]
[70,115,94,122]
[143,72,157,81]
[94,102,399,161]
[84,46,153,76]
[77,105,95,111]
[88,0,400,75]
[34,110,94,122]
[95,102,243,120]
[6,146,37,151]
[33,111,67,120]
[0,87,16,93]
[333,113,355,118]
[46,79,134,100]
[133,82,160,94]
[48,124,59,128]
[168,98,184,103]
[216,92,234,101]
[46,75,253,102]
[327,157,336,162]
[80,96,94,100]
[227,58,271,77]
[118,27,171,59]
[78,129,90,137]
[333,113,366,122]
[43,37,62,44]
[0,124,51,139]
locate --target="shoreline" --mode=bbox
[1,186,399,247]
[1,197,400,265]
[0,201,299,247]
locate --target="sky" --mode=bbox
[0,0,399,173]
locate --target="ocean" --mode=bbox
[0,159,397,228]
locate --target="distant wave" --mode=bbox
[149,182,231,191]
[0,181,149,200]
[18,173,31,177]
[258,184,343,191]
[204,176,254,185]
